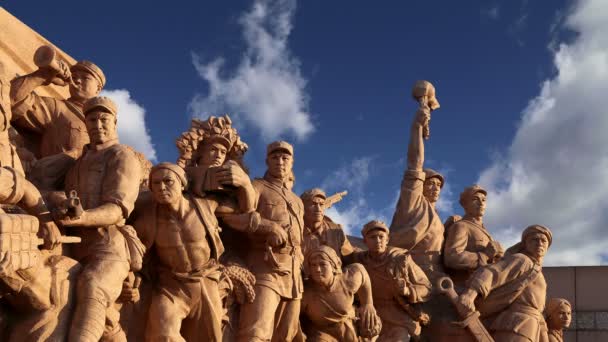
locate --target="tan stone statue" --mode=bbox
[55,96,143,342]
[301,245,381,341]
[301,188,355,260]
[233,141,305,342]
[350,220,432,341]
[0,62,25,175]
[132,114,257,341]
[458,225,552,342]
[0,166,81,341]
[10,46,105,189]
[444,185,504,291]
[545,298,571,342]
[389,81,463,340]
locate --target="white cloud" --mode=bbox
[481,5,500,20]
[321,157,373,195]
[320,157,398,236]
[189,0,314,141]
[100,89,157,161]
[479,0,608,266]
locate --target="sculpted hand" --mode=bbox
[266,223,288,247]
[492,241,505,259]
[216,161,251,188]
[118,280,140,303]
[39,220,61,250]
[484,241,502,259]
[58,211,88,227]
[358,304,381,337]
[49,60,72,86]
[457,288,478,314]
[414,105,431,127]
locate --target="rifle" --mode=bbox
[322,191,348,210]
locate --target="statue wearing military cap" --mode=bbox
[350,219,432,341]
[444,184,503,291]
[235,140,305,342]
[301,187,355,260]
[10,48,106,190]
[57,94,143,341]
[458,224,553,342]
[388,83,458,341]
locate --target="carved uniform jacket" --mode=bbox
[301,264,367,342]
[249,175,304,299]
[469,253,548,341]
[64,140,141,262]
[11,91,88,159]
[444,219,499,288]
[352,247,431,335]
[302,216,355,260]
[389,170,445,281]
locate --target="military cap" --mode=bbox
[83,96,117,116]
[424,168,444,188]
[459,184,487,207]
[361,220,389,237]
[301,188,326,203]
[71,60,106,88]
[267,141,293,156]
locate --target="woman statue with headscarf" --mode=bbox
[545,298,572,342]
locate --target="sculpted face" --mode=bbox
[549,305,572,329]
[524,232,549,260]
[309,254,334,287]
[198,142,228,168]
[464,192,486,217]
[85,111,117,145]
[364,229,389,254]
[150,169,183,206]
[266,152,293,179]
[423,177,442,203]
[70,69,101,101]
[304,197,325,227]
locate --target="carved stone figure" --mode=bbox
[235,141,305,342]
[132,115,256,341]
[545,298,571,342]
[57,96,142,342]
[0,165,80,341]
[458,225,552,342]
[10,47,105,189]
[0,62,24,174]
[300,188,355,260]
[444,185,504,290]
[351,220,431,341]
[301,245,381,341]
[389,82,462,341]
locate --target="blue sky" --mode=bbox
[5,0,608,265]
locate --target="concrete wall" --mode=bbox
[545,266,608,342]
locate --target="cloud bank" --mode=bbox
[479,0,608,265]
[189,0,314,141]
[100,89,157,161]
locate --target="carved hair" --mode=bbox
[175,115,248,170]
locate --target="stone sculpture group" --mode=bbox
[0,39,573,342]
